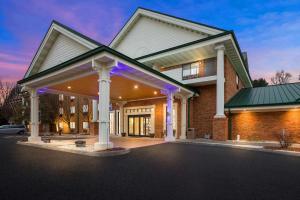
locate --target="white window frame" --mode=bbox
[83,105,88,113]
[70,106,75,114]
[70,122,75,129]
[83,122,89,129]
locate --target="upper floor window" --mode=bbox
[70,122,75,129]
[59,107,64,115]
[182,62,200,80]
[70,106,75,114]
[59,94,64,101]
[83,105,88,113]
[182,58,217,80]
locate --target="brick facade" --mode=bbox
[212,117,228,140]
[230,110,300,142]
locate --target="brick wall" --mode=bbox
[190,85,216,138]
[224,56,244,102]
[231,110,300,142]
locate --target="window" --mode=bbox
[182,62,200,79]
[70,122,75,129]
[58,122,63,129]
[236,74,239,90]
[83,105,88,113]
[204,58,217,76]
[83,122,89,129]
[59,94,64,101]
[70,96,75,100]
[70,106,75,114]
[59,108,63,115]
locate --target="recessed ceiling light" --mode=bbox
[134,85,139,89]
[154,91,158,95]
[67,86,71,89]
[118,96,122,99]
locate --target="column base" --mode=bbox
[94,142,114,150]
[28,136,42,143]
[214,114,226,119]
[179,135,186,140]
[164,136,175,142]
[212,117,228,141]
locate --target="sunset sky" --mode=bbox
[1,0,299,83]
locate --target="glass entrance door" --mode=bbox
[128,115,151,137]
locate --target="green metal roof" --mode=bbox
[225,82,300,108]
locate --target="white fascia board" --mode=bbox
[20,57,93,88]
[139,9,223,35]
[138,34,231,63]
[226,105,300,113]
[110,8,223,48]
[182,75,217,85]
[228,35,252,87]
[24,23,98,78]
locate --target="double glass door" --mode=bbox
[128,115,151,136]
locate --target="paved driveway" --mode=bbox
[1,135,300,200]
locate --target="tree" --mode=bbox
[271,70,292,85]
[252,78,268,87]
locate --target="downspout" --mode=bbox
[187,97,192,128]
[228,109,232,140]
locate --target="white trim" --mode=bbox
[137,35,231,63]
[226,105,300,113]
[124,105,156,135]
[110,8,223,48]
[126,96,166,102]
[25,23,98,78]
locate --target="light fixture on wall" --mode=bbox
[134,85,139,89]
[67,86,71,90]
[154,91,158,95]
[118,96,122,99]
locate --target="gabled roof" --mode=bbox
[24,20,102,78]
[225,82,300,108]
[109,7,226,48]
[18,45,197,94]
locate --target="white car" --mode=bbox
[0,125,27,135]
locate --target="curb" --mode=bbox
[17,141,130,157]
[174,140,300,157]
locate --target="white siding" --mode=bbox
[114,16,206,58]
[38,34,89,72]
[162,68,182,82]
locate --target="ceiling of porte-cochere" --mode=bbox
[49,74,165,101]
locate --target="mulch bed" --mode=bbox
[264,146,300,152]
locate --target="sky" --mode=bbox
[0,0,299,83]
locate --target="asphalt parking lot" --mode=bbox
[0,135,300,200]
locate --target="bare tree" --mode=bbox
[0,79,15,108]
[271,70,292,85]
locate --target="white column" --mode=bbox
[28,88,41,143]
[92,99,98,122]
[117,101,126,135]
[94,64,114,150]
[180,96,187,139]
[165,91,175,142]
[215,44,225,118]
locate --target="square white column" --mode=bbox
[215,44,226,118]
[165,91,175,142]
[28,88,41,143]
[180,96,187,139]
[93,60,116,150]
[92,99,98,122]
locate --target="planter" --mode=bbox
[75,140,86,147]
[43,138,51,143]
[149,133,155,138]
[121,132,126,137]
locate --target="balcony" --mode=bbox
[182,58,217,80]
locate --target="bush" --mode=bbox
[277,129,292,149]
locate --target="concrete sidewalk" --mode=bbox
[175,138,300,157]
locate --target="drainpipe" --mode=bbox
[228,109,232,140]
[187,97,191,128]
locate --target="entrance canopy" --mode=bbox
[18,46,196,99]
